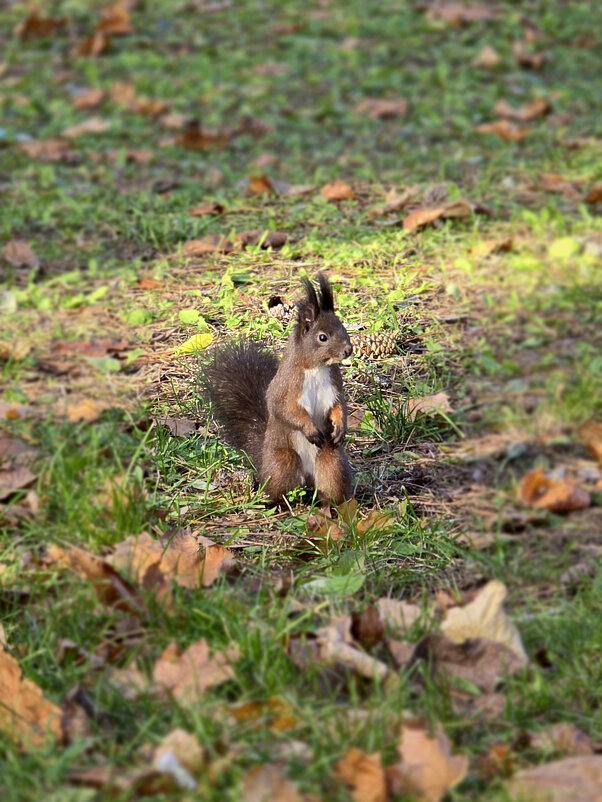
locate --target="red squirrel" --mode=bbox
[204,274,353,505]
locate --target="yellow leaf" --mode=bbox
[175,333,214,354]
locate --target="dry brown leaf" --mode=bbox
[507,756,602,802]
[473,45,501,68]
[530,723,594,757]
[406,391,452,420]
[356,509,394,535]
[368,186,421,219]
[0,340,31,362]
[153,727,206,784]
[321,180,355,202]
[237,230,288,249]
[46,544,145,614]
[52,338,129,358]
[246,174,278,195]
[152,639,239,703]
[241,764,303,802]
[226,697,298,733]
[386,639,415,667]
[513,41,546,69]
[441,580,528,664]
[518,468,591,512]
[154,417,197,436]
[350,606,385,649]
[335,748,387,802]
[494,97,551,121]
[388,718,469,802]
[0,465,36,501]
[76,30,112,57]
[411,633,524,693]
[188,202,226,217]
[62,117,111,138]
[175,121,232,151]
[475,120,532,142]
[74,88,106,110]
[16,13,65,40]
[579,421,602,463]
[586,183,602,204]
[427,1,497,26]
[97,1,133,35]
[66,399,106,423]
[110,530,235,589]
[403,207,445,232]
[2,240,39,269]
[0,646,62,747]
[0,401,38,421]
[377,598,422,633]
[20,139,74,163]
[470,238,514,258]
[180,236,236,256]
[354,98,409,119]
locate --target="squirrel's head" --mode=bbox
[295,273,352,369]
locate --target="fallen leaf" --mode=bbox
[493,98,551,121]
[16,13,65,40]
[0,465,36,501]
[20,139,74,163]
[441,580,528,664]
[513,41,546,69]
[0,340,32,361]
[377,598,422,633]
[0,401,38,421]
[237,230,288,249]
[46,545,146,614]
[586,183,602,205]
[387,718,469,802]
[241,764,303,802]
[245,174,278,195]
[62,117,111,138]
[152,728,205,788]
[507,756,602,802]
[321,180,355,202]
[2,240,39,269]
[475,120,532,142]
[367,186,421,218]
[470,238,514,258]
[357,508,394,535]
[152,639,239,702]
[530,723,594,757]
[411,633,524,693]
[154,418,197,436]
[473,45,501,68]
[226,697,298,733]
[180,236,236,256]
[350,606,385,649]
[427,1,497,26]
[97,1,133,35]
[174,333,214,353]
[52,338,129,359]
[175,121,232,151]
[110,530,235,589]
[76,30,112,57]
[579,421,602,463]
[354,98,409,119]
[66,399,106,423]
[406,391,452,420]
[0,646,62,747]
[518,468,591,512]
[188,202,226,217]
[160,112,187,130]
[335,748,387,802]
[403,207,446,232]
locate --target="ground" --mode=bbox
[1,0,601,800]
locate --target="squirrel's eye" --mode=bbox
[318,333,328,343]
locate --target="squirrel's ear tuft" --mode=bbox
[317,272,334,312]
[300,277,319,319]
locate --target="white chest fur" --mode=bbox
[299,367,336,422]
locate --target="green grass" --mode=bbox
[1,0,602,799]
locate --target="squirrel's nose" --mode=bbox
[343,343,353,359]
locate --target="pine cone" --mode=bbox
[351,331,399,360]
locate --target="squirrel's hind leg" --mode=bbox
[261,445,304,504]
[315,446,353,505]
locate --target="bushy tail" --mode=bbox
[203,340,279,470]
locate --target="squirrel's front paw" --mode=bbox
[304,424,325,447]
[329,421,345,446]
